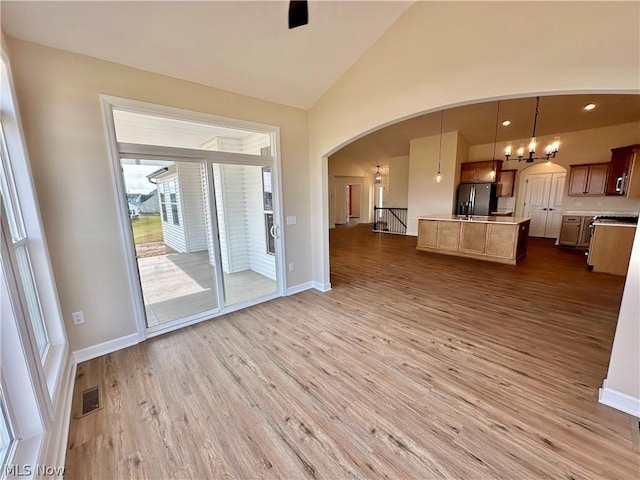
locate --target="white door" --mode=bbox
[329,185,337,226]
[345,185,350,223]
[524,174,552,237]
[524,172,566,238]
[544,173,566,238]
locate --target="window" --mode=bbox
[0,125,49,358]
[0,49,69,474]
[159,180,179,225]
[262,167,275,255]
[0,394,13,473]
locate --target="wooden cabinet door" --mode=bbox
[579,217,592,247]
[460,222,487,253]
[460,167,477,183]
[497,170,516,197]
[460,161,501,183]
[568,166,589,195]
[417,220,438,248]
[559,223,581,245]
[606,147,632,195]
[485,224,516,258]
[585,164,608,195]
[437,222,460,251]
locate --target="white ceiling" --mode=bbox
[331,93,640,168]
[1,0,413,109]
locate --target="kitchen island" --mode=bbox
[416,215,531,264]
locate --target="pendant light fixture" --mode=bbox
[374,165,382,184]
[436,110,444,183]
[504,96,559,163]
[490,101,501,180]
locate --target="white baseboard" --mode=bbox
[312,281,332,292]
[286,282,314,295]
[599,380,640,417]
[73,332,139,364]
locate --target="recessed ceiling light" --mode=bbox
[502,120,511,126]
[584,103,597,111]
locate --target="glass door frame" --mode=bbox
[101,96,286,340]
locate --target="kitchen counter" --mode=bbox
[417,214,531,225]
[417,215,531,265]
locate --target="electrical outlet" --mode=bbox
[288,263,295,272]
[72,311,85,325]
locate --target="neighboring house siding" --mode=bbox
[245,166,276,280]
[178,162,208,252]
[158,174,186,253]
[138,191,160,214]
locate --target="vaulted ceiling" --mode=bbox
[1,1,412,109]
[3,1,638,170]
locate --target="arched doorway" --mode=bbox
[515,163,568,238]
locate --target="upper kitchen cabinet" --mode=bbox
[606,144,640,197]
[497,170,516,197]
[568,163,609,196]
[460,160,502,183]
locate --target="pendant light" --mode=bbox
[505,96,560,163]
[436,110,444,183]
[374,165,382,184]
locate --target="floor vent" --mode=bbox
[80,386,102,417]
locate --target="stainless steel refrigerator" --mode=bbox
[456,183,498,216]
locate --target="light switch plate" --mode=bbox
[286,216,297,225]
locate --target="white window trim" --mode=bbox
[0,48,73,477]
[1,53,69,405]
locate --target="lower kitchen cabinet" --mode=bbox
[460,222,488,253]
[558,215,591,247]
[437,221,461,251]
[417,219,438,248]
[588,224,636,275]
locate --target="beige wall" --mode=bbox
[7,39,310,351]
[470,122,640,216]
[604,224,640,400]
[407,131,465,235]
[387,156,409,208]
[308,1,640,405]
[331,176,370,225]
[309,1,640,287]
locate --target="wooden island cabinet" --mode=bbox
[417,215,531,265]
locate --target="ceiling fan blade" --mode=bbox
[289,0,308,29]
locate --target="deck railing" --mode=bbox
[373,207,408,234]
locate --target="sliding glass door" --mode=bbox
[121,156,280,331]
[212,163,278,306]
[121,158,220,328]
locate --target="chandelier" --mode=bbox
[374,165,382,184]
[504,96,560,163]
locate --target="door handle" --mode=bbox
[548,208,554,211]
[270,225,276,238]
[542,208,548,211]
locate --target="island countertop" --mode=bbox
[416,214,531,225]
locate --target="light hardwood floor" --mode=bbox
[65,224,639,479]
